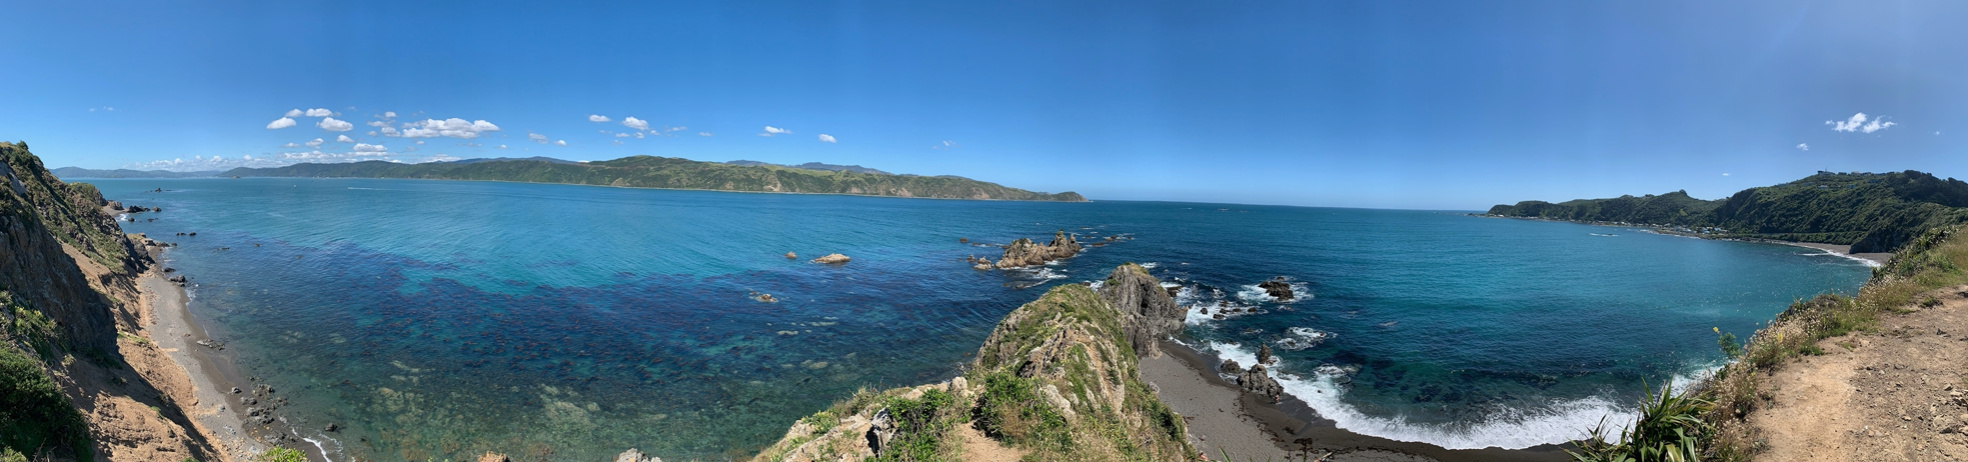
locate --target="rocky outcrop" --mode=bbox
[1098,263,1184,358]
[810,253,850,264]
[1258,278,1294,300]
[752,266,1194,461]
[993,230,1083,268]
[0,142,219,462]
[1216,361,1285,401]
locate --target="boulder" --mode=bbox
[811,253,851,264]
[1219,359,1243,375]
[475,453,510,462]
[784,252,797,259]
[1258,279,1294,300]
[614,449,662,462]
[1236,364,1285,400]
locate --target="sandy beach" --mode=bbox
[138,270,260,461]
[1141,340,1573,462]
[1766,241,1892,266]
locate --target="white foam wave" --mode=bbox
[1139,262,1159,269]
[1200,342,1638,450]
[1274,327,1332,351]
[1236,281,1313,303]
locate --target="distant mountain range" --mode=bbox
[49,167,226,178]
[212,155,1085,201]
[1486,170,1968,253]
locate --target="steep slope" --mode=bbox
[749,264,1192,461]
[223,156,1088,201]
[1487,171,1968,252]
[1,142,225,462]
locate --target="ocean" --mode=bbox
[89,178,1873,460]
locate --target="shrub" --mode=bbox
[0,346,91,461]
[1569,383,1712,462]
[255,448,306,462]
[971,372,1068,450]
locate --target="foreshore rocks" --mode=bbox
[1217,360,1285,401]
[993,230,1083,268]
[810,253,850,264]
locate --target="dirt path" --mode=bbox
[1749,286,1968,461]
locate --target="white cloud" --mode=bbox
[699,132,713,137]
[622,117,649,131]
[634,132,645,139]
[932,140,958,150]
[285,109,304,118]
[1827,112,1896,133]
[280,142,301,148]
[380,126,399,136]
[105,107,113,111]
[383,111,397,118]
[306,138,325,148]
[612,140,624,145]
[366,120,389,127]
[1722,173,1731,176]
[589,114,611,122]
[337,135,355,143]
[354,143,388,152]
[759,126,790,137]
[366,131,379,136]
[529,133,549,144]
[555,140,568,146]
[304,108,333,117]
[497,144,508,149]
[318,117,355,132]
[615,133,630,138]
[1796,143,1809,151]
[395,118,501,138]
[817,134,837,143]
[266,117,297,129]
[415,140,425,145]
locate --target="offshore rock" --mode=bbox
[994,230,1084,268]
[1098,263,1183,358]
[1258,278,1294,300]
[1237,364,1285,400]
[810,253,850,264]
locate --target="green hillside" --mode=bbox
[223,156,1088,202]
[1487,171,1968,253]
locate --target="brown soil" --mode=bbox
[952,421,1026,461]
[48,243,234,462]
[1748,285,1968,461]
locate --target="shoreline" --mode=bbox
[1143,339,1573,462]
[139,248,331,462]
[1474,214,1893,266]
[87,175,1091,203]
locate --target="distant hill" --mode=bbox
[445,156,583,165]
[1487,171,1968,253]
[224,155,1086,202]
[723,160,893,175]
[50,167,223,178]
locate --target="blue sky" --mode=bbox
[2,1,1964,209]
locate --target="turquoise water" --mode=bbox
[89,178,1871,459]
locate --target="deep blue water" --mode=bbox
[88,178,1871,459]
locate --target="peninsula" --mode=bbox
[218,156,1087,202]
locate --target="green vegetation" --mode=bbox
[1568,384,1712,462]
[224,155,1087,201]
[1487,171,1968,252]
[873,388,962,461]
[971,372,1069,450]
[0,345,91,462]
[255,447,307,462]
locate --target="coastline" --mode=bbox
[1474,214,1893,266]
[1142,340,1573,462]
[106,175,1091,203]
[138,248,329,461]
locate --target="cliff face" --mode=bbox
[0,142,219,462]
[751,264,1192,461]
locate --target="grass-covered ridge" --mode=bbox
[224,155,1088,201]
[2,142,142,272]
[1487,171,1968,252]
[1574,224,1968,460]
[751,267,1192,461]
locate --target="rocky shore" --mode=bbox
[992,230,1084,269]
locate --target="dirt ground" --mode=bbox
[1749,285,1968,461]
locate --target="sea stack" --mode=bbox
[1097,263,1183,358]
[993,230,1084,269]
[1258,277,1294,300]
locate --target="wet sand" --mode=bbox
[1140,340,1573,462]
